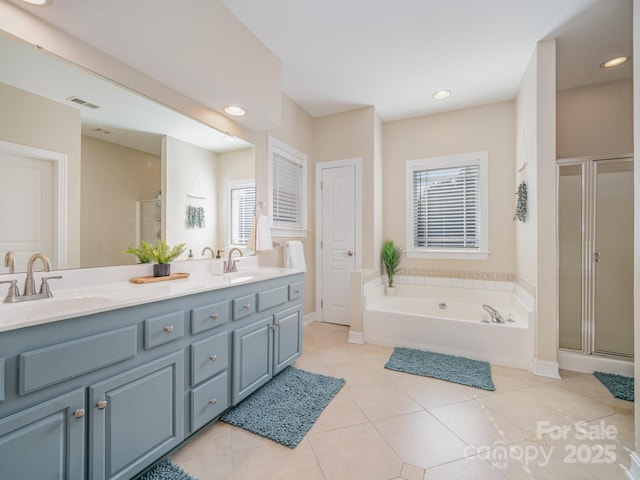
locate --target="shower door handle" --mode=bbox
[593,252,602,262]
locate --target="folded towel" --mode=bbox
[284,240,306,271]
[255,215,273,251]
[246,215,258,251]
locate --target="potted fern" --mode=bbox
[126,240,186,277]
[381,240,402,295]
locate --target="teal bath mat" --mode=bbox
[385,347,495,391]
[139,459,197,480]
[594,371,634,402]
[220,366,345,448]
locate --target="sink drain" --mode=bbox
[438,302,447,310]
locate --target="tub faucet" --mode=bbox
[224,248,243,273]
[4,251,15,274]
[201,246,215,258]
[482,304,505,323]
[24,253,51,296]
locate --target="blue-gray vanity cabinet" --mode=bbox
[273,306,303,373]
[232,316,274,404]
[89,351,184,480]
[0,387,86,480]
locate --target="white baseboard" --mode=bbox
[627,451,640,480]
[557,350,634,376]
[303,313,317,327]
[531,358,561,379]
[348,330,365,344]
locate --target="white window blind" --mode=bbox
[230,186,256,245]
[413,165,480,248]
[272,151,303,227]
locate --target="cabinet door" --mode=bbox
[273,307,303,374]
[232,317,273,404]
[89,352,184,480]
[0,388,85,480]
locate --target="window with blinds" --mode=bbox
[406,152,488,259]
[268,136,308,236]
[230,185,255,245]
[413,165,480,248]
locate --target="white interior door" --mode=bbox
[320,164,356,325]
[0,150,55,272]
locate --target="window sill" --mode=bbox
[271,227,309,238]
[405,249,490,260]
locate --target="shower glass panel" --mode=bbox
[558,164,584,351]
[593,160,634,357]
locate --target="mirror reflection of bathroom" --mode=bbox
[137,197,162,245]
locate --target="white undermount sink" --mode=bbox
[0,292,116,321]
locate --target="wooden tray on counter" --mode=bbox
[129,272,190,284]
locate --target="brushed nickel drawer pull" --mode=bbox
[96,400,108,410]
[210,313,219,320]
[243,304,250,310]
[164,325,174,333]
[73,409,85,418]
[209,398,217,405]
[209,354,217,361]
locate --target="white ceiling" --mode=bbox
[5,0,633,126]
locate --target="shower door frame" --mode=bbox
[556,154,634,360]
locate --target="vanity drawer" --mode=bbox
[191,301,229,334]
[19,326,137,394]
[257,285,288,312]
[190,372,229,432]
[289,282,303,301]
[191,331,228,386]
[144,311,184,349]
[232,294,256,320]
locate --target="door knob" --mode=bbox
[345,250,354,256]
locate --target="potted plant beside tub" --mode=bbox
[381,240,402,295]
[126,240,186,277]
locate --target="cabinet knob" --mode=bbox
[73,408,85,418]
[243,303,250,310]
[96,400,108,410]
[294,290,301,294]
[209,398,217,405]
[164,325,174,333]
[209,354,217,361]
[210,313,219,320]
[271,325,276,330]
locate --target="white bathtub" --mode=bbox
[364,283,534,369]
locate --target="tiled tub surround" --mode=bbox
[363,273,534,369]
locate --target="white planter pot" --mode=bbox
[385,286,396,296]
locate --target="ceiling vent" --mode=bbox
[67,96,100,109]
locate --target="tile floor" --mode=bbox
[173,322,635,480]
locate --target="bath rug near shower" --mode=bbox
[594,371,634,402]
[220,366,345,448]
[138,459,198,480]
[385,347,495,391]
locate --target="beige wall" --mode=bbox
[80,136,160,267]
[383,101,517,274]
[215,147,255,251]
[0,81,81,268]
[633,0,640,457]
[254,95,315,315]
[163,136,219,259]
[557,78,633,159]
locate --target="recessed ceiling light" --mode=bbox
[223,105,247,117]
[600,55,631,69]
[20,0,51,5]
[433,90,451,100]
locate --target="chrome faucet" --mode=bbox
[4,251,15,274]
[0,253,61,303]
[24,253,51,296]
[482,304,505,323]
[224,248,243,273]
[201,246,215,258]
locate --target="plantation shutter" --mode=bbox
[272,152,303,227]
[231,186,256,245]
[413,165,480,248]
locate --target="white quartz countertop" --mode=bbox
[0,261,304,333]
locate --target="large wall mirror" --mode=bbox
[0,32,256,275]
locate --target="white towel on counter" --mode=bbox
[284,240,306,271]
[247,214,273,252]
